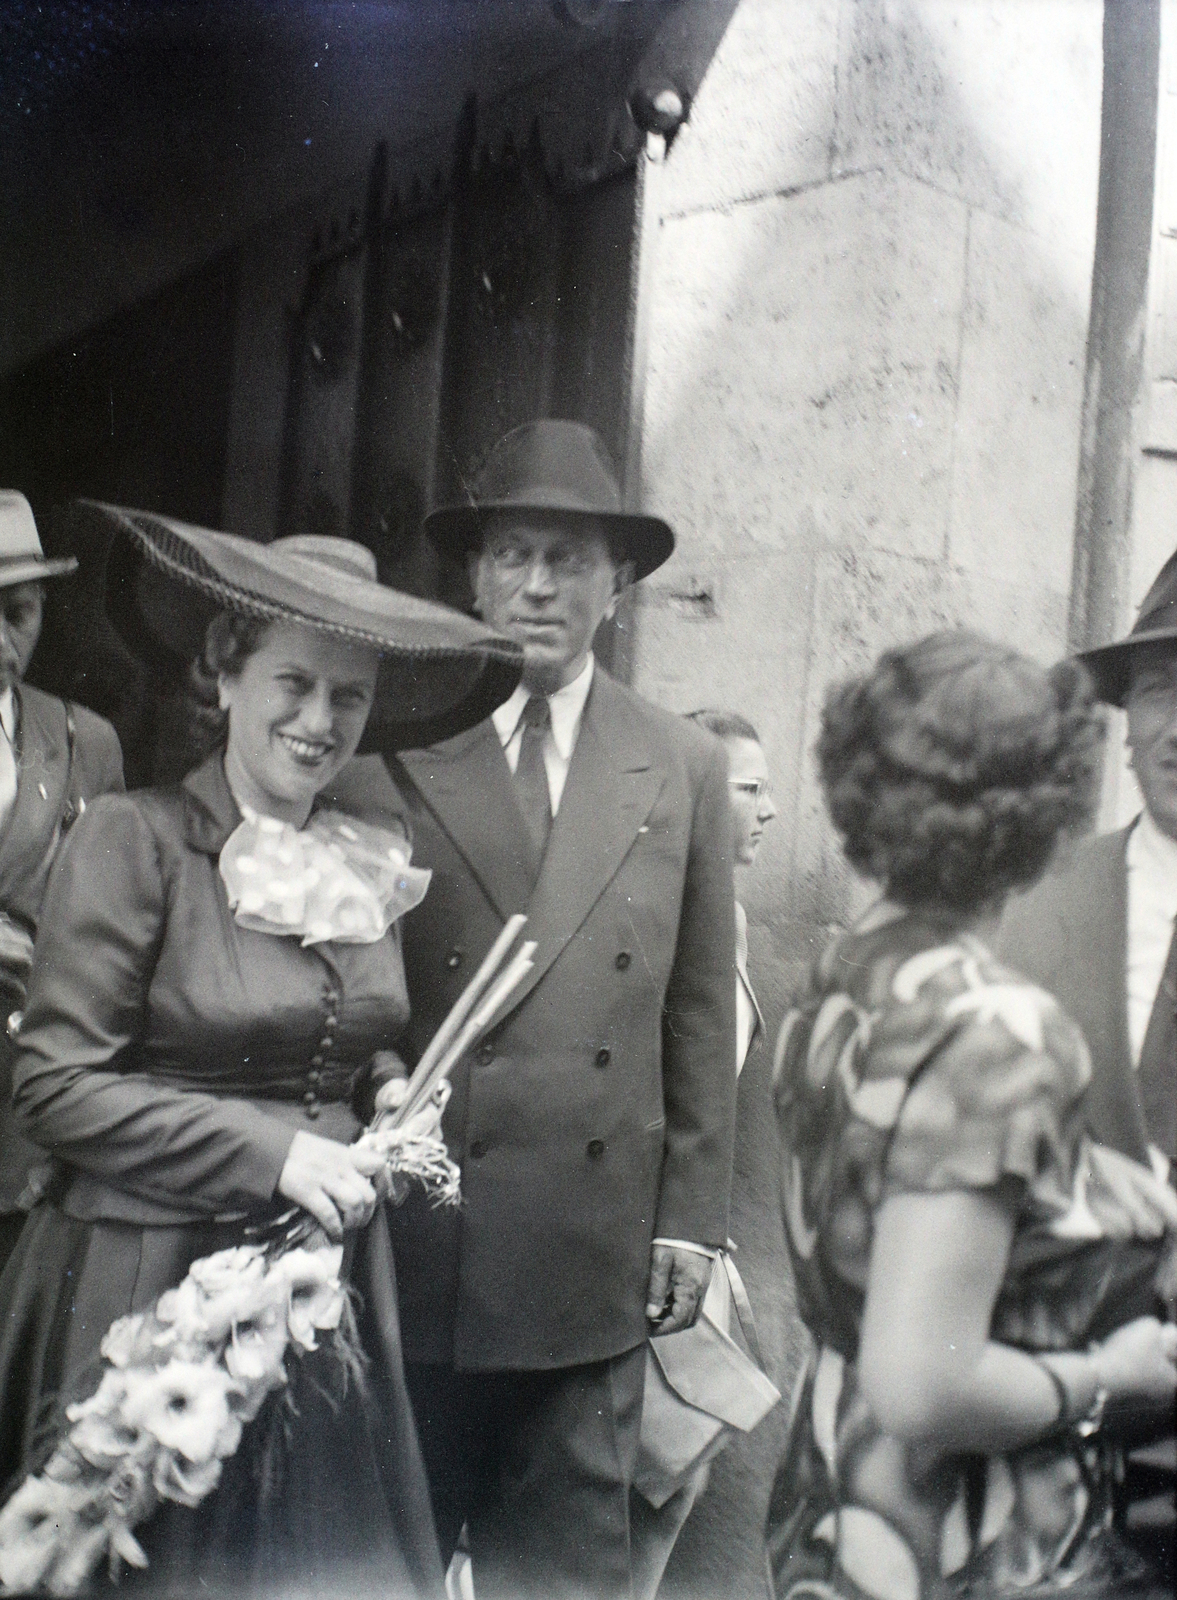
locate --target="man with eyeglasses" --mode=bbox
[381,421,737,1600]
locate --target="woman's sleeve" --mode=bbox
[13,795,294,1214]
[879,966,1089,1206]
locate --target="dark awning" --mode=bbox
[0,0,739,378]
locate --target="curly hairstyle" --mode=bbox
[817,630,1104,914]
[182,611,273,766]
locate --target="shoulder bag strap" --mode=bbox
[718,1251,767,1370]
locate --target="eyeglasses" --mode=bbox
[729,778,773,802]
[485,542,599,579]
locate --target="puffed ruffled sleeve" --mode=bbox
[13,794,295,1214]
[876,946,1091,1209]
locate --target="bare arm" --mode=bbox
[859,1187,1177,1458]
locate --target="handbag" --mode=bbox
[633,1250,781,1508]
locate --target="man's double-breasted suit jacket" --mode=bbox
[998,828,1151,1163]
[385,668,738,1372]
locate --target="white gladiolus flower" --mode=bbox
[120,1363,242,1465]
[271,1246,345,1351]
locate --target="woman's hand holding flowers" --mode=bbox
[277,1131,381,1239]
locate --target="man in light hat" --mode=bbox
[0,492,124,1271]
[381,421,737,1599]
[1000,546,1177,1577]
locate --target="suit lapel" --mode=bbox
[1079,828,1147,1158]
[0,690,67,908]
[398,722,536,922]
[487,674,665,1022]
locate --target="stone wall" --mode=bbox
[633,0,1104,1017]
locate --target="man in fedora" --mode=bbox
[0,492,124,1271]
[380,420,737,1599]
[999,546,1177,1575]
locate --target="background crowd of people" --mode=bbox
[0,414,1172,1600]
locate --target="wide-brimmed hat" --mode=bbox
[65,499,523,749]
[0,491,78,587]
[423,420,675,581]
[1079,547,1177,706]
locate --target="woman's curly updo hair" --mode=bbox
[818,630,1104,914]
[183,611,272,764]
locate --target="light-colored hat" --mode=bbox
[63,499,523,750]
[0,492,78,587]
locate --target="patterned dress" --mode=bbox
[767,903,1173,1600]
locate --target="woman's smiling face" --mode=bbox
[219,621,378,825]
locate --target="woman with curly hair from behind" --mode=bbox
[767,631,1177,1600]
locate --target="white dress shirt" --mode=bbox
[735,901,757,1077]
[1125,809,1177,1067]
[491,654,594,815]
[0,689,18,834]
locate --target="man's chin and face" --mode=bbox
[1126,642,1177,842]
[471,513,628,695]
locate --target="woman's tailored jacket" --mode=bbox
[12,752,410,1226]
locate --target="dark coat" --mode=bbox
[11,753,410,1225]
[385,668,738,1372]
[997,827,1151,1163]
[0,685,124,1212]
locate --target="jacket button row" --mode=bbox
[303,1091,321,1118]
[469,1139,488,1159]
[615,951,631,971]
[587,1139,605,1159]
[595,1047,611,1068]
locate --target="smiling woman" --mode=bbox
[0,507,521,1598]
[213,618,379,828]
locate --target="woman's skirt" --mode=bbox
[0,1202,444,1600]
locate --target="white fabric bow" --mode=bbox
[219,808,431,946]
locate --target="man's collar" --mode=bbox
[0,688,16,745]
[491,654,595,761]
[1129,807,1177,898]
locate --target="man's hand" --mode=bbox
[645,1243,714,1335]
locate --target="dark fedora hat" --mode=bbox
[1079,546,1177,706]
[423,419,675,581]
[66,499,523,749]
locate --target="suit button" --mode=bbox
[615,951,631,971]
[595,1047,611,1068]
[306,1102,321,1120]
[307,1070,322,1088]
[446,949,464,970]
[587,1139,605,1159]
[325,1013,338,1029]
[310,1054,324,1068]
[475,1041,496,1066]
[469,1139,488,1159]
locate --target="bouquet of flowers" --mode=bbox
[0,918,536,1596]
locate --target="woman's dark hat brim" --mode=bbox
[421,419,675,581]
[71,499,523,750]
[1076,546,1177,707]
